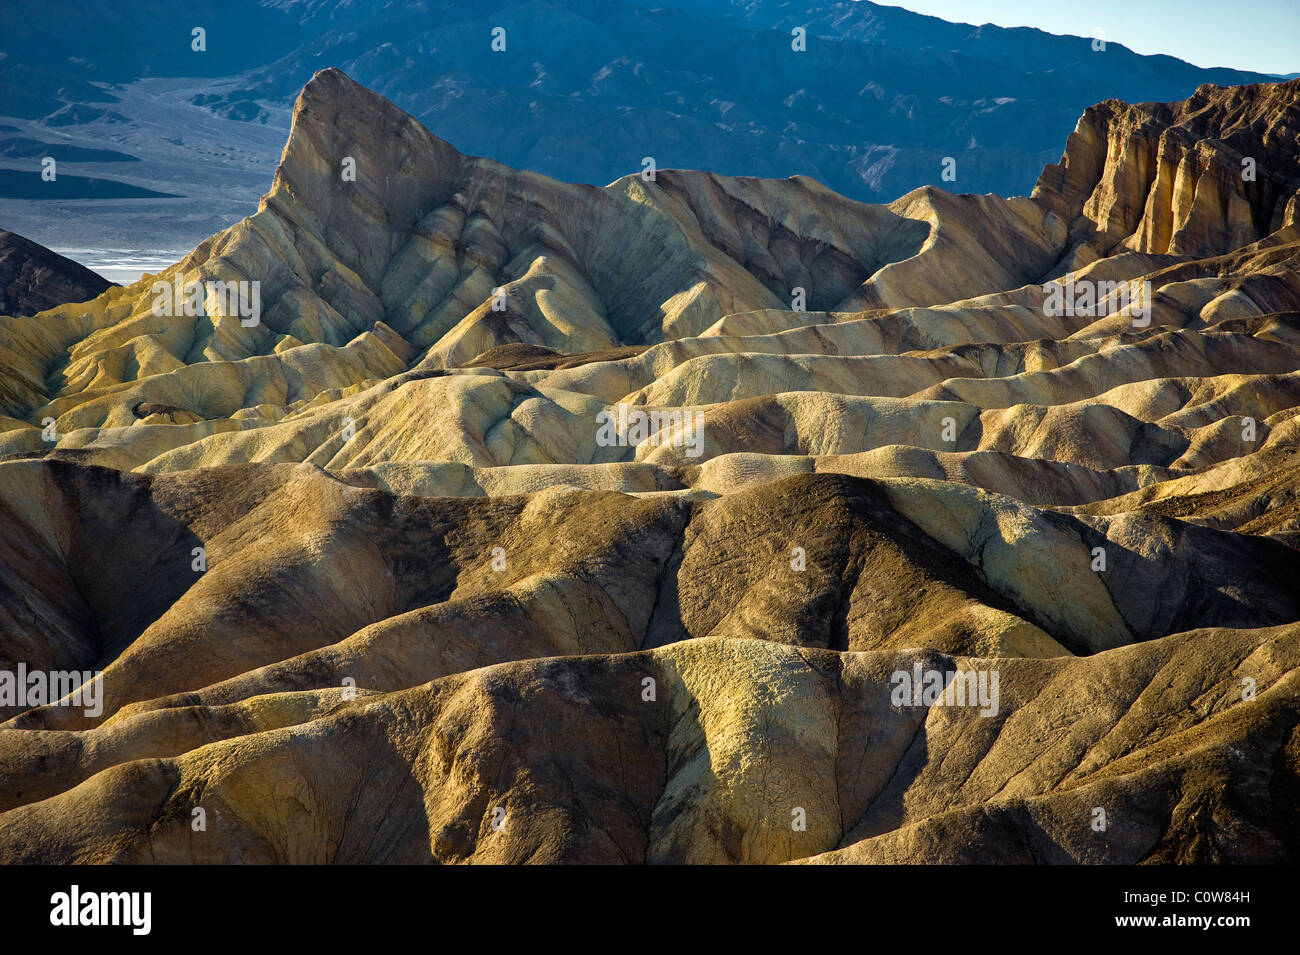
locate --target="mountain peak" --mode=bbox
[261,68,465,285]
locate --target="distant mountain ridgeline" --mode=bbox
[0,0,1280,206]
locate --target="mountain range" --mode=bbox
[0,66,1297,863]
[0,0,1284,251]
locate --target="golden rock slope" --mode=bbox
[0,70,1298,863]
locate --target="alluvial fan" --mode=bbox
[1,69,1299,863]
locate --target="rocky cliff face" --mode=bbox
[1,72,1298,864]
[1034,81,1300,266]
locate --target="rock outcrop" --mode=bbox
[1034,80,1300,266]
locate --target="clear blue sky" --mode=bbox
[880,0,1300,75]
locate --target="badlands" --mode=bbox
[0,69,1298,863]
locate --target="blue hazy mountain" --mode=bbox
[0,0,1279,247]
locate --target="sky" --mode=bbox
[881,0,1300,75]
